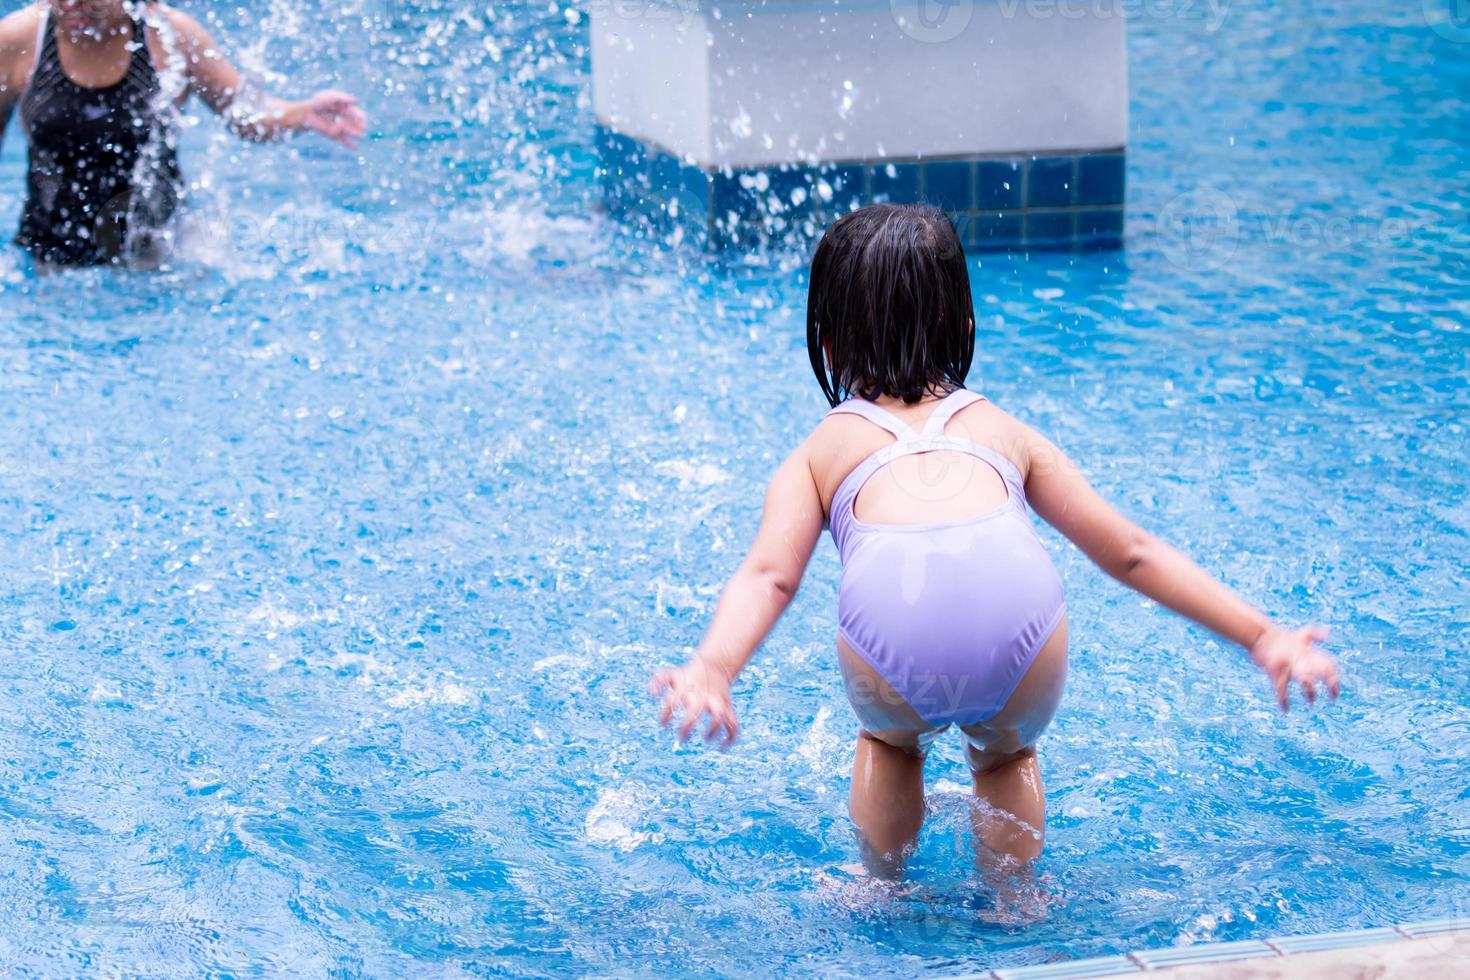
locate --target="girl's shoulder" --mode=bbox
[802,411,889,511]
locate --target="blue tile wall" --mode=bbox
[925,160,975,212]
[961,211,1023,251]
[1025,210,1076,248]
[976,159,1024,211]
[817,163,867,216]
[1077,208,1124,250]
[1078,152,1126,206]
[594,125,1124,252]
[869,161,923,203]
[1027,155,1077,209]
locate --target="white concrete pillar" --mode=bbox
[592,0,1128,249]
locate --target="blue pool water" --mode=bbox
[1,0,1467,973]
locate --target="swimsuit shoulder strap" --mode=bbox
[920,388,1027,491]
[121,11,161,86]
[921,387,987,437]
[825,398,917,442]
[27,6,53,87]
[128,11,152,64]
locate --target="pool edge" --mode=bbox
[961,918,1470,979]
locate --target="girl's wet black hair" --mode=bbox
[806,203,974,407]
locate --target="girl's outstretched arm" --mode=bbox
[1017,423,1340,711]
[650,443,826,746]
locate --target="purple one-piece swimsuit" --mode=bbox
[826,388,1067,727]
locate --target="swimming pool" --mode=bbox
[0,0,1466,973]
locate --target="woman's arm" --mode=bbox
[164,9,366,148]
[1019,422,1340,710]
[0,10,30,158]
[0,90,13,159]
[650,443,826,745]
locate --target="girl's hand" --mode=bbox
[1248,624,1341,711]
[650,660,740,748]
[299,91,367,149]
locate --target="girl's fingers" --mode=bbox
[716,704,738,747]
[1326,663,1342,699]
[1300,676,1316,705]
[1275,669,1291,711]
[676,693,706,741]
[1306,624,1330,643]
[678,704,706,742]
[651,674,740,748]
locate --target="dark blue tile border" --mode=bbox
[870,161,922,204]
[1024,210,1076,248]
[1027,156,1076,209]
[959,211,1023,251]
[594,125,1125,253]
[925,160,975,212]
[1078,153,1125,206]
[976,159,1024,211]
[1077,207,1124,250]
[817,163,867,216]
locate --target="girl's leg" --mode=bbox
[838,635,940,878]
[966,747,1046,862]
[849,732,926,878]
[960,616,1068,865]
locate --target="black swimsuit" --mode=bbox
[16,10,181,266]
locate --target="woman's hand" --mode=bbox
[650,660,740,747]
[297,90,367,149]
[1249,624,1341,711]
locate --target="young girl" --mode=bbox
[650,204,1341,877]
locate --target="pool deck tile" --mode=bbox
[1130,939,1279,970]
[967,922,1470,979]
[1396,916,1470,937]
[1265,926,1401,955]
[1145,930,1470,978]
[990,955,1140,978]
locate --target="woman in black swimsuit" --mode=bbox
[0,0,366,267]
